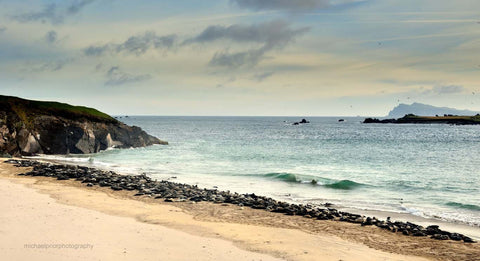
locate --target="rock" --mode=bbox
[7,159,474,244]
[0,152,12,158]
[99,181,110,187]
[363,114,480,125]
[0,95,167,156]
[412,231,426,237]
[363,118,397,124]
[111,186,122,191]
[361,217,373,226]
[292,119,310,125]
[431,234,449,240]
[449,233,463,241]
[363,118,381,123]
[463,236,476,243]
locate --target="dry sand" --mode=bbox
[1,160,479,261]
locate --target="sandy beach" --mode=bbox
[1,160,479,261]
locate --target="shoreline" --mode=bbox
[14,158,477,243]
[25,155,480,239]
[338,207,480,241]
[0,161,282,261]
[1,158,479,260]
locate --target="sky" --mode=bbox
[0,0,479,116]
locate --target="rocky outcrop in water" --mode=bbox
[6,159,476,243]
[364,114,480,125]
[293,119,310,125]
[0,95,167,156]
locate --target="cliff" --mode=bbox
[0,95,167,156]
[387,103,479,118]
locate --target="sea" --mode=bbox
[33,116,480,236]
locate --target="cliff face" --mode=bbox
[0,95,167,156]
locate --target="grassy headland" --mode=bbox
[0,95,116,124]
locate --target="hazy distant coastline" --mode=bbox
[387,103,480,118]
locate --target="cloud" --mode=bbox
[215,76,236,88]
[94,62,104,72]
[209,48,266,68]
[84,31,177,56]
[253,72,274,81]
[105,66,152,86]
[423,85,466,95]
[68,0,95,14]
[45,30,58,44]
[186,20,309,69]
[232,0,361,11]
[27,58,74,73]
[11,0,96,25]
[11,3,62,24]
[84,21,306,69]
[0,26,6,33]
[185,20,309,49]
[84,45,110,56]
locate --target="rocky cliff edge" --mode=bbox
[0,95,167,156]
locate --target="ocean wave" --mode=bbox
[262,173,300,182]
[446,202,480,211]
[259,172,365,190]
[324,180,364,190]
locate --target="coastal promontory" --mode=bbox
[364,114,480,125]
[387,103,479,118]
[0,95,167,156]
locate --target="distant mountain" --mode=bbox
[387,103,479,118]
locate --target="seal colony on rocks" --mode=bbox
[6,159,477,244]
[0,95,167,156]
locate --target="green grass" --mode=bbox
[0,95,117,123]
[33,101,114,121]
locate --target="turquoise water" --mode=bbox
[37,116,480,227]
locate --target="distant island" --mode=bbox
[387,103,479,118]
[364,114,480,125]
[0,95,167,156]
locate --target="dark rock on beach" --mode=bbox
[0,95,167,156]
[5,159,477,244]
